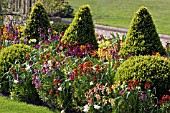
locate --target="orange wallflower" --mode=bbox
[20,68,25,71]
[80,45,86,51]
[10,67,15,72]
[9,33,14,38]
[46,53,51,59]
[26,53,30,58]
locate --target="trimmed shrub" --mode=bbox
[0,44,32,93]
[44,0,74,18]
[114,55,170,99]
[51,22,69,33]
[61,5,98,49]
[119,6,166,56]
[24,1,51,43]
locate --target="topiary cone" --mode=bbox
[61,5,98,49]
[24,1,51,43]
[119,6,166,56]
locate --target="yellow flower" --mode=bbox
[156,52,161,57]
[109,98,115,106]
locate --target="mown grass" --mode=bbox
[0,96,59,113]
[65,0,170,35]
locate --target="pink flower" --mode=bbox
[119,90,124,95]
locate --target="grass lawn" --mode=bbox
[65,0,170,35]
[0,96,59,113]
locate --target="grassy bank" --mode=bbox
[66,0,170,35]
[0,96,58,113]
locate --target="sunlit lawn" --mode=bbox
[0,96,59,113]
[66,0,170,35]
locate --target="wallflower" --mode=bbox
[94,104,101,110]
[144,82,151,89]
[53,78,57,85]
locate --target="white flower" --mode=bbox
[29,39,37,43]
[14,80,19,83]
[83,104,90,113]
[61,110,65,113]
[94,104,101,110]
[90,81,94,85]
[58,87,62,91]
[25,65,30,71]
[50,21,54,24]
[47,60,53,67]
[59,46,63,50]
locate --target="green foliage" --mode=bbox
[0,44,32,93]
[115,55,170,98]
[24,1,51,43]
[43,0,74,18]
[10,57,42,105]
[51,22,69,33]
[61,5,98,49]
[119,6,166,56]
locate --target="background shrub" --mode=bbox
[24,1,51,43]
[51,22,69,33]
[114,55,170,99]
[0,44,32,93]
[43,0,74,18]
[119,6,166,56]
[61,5,98,49]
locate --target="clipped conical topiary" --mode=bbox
[24,1,51,43]
[119,6,166,56]
[61,5,98,49]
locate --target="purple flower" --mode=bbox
[35,82,41,89]
[34,44,40,49]
[38,27,41,33]
[69,72,74,80]
[141,94,147,100]
[40,33,45,38]
[48,28,51,33]
[34,68,38,73]
[14,72,18,79]
[14,29,18,36]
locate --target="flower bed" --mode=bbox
[0,23,169,113]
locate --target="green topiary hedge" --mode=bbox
[24,1,51,43]
[61,5,98,49]
[114,55,170,99]
[51,22,69,33]
[119,6,166,56]
[0,44,32,93]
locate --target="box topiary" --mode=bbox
[61,5,98,49]
[119,6,166,56]
[24,1,51,43]
[0,44,32,93]
[114,55,170,99]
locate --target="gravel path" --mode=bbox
[94,25,170,48]
[62,20,170,47]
